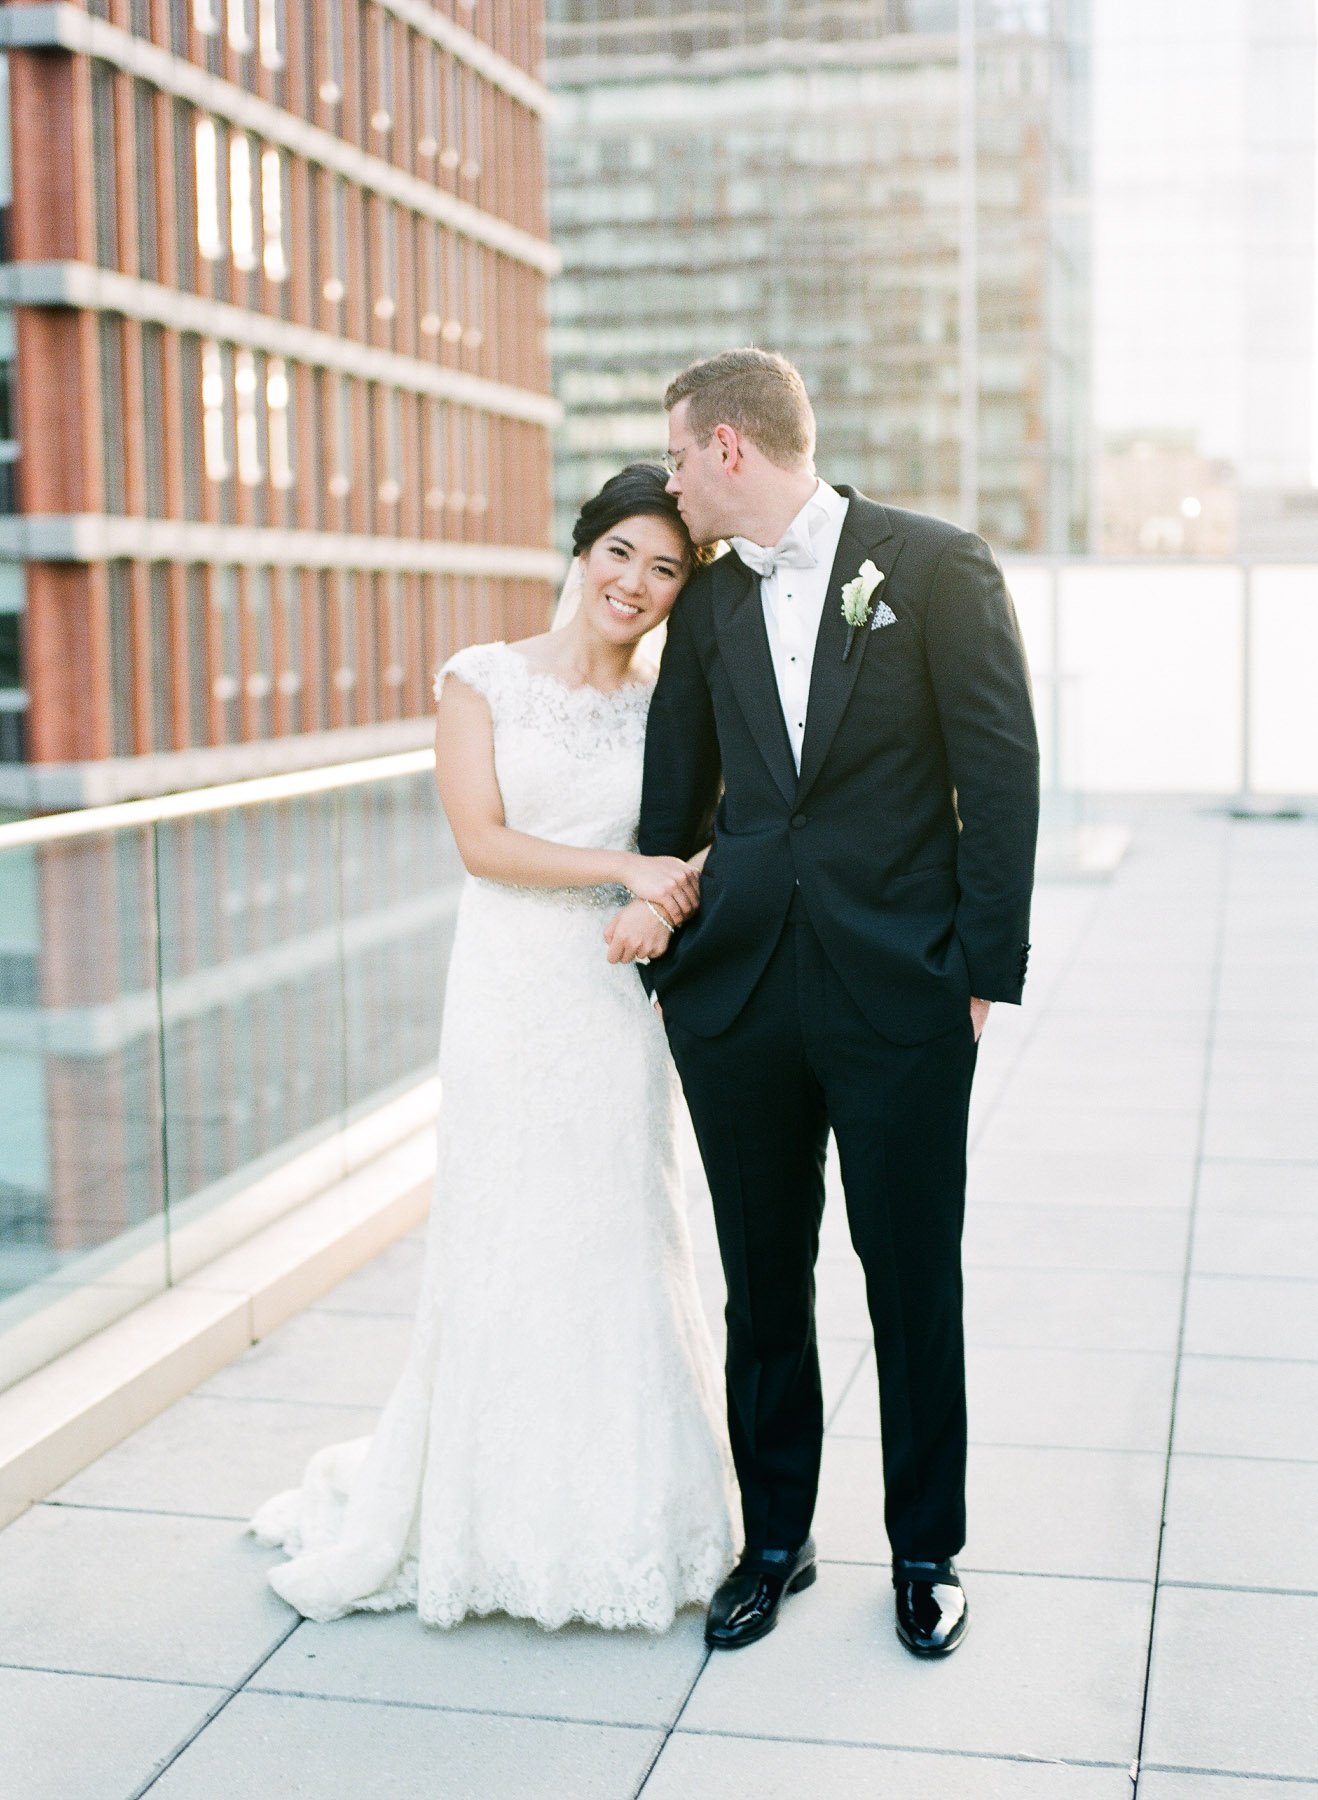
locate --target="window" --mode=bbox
[260,148,288,282]
[100,318,126,513]
[329,372,351,498]
[0,307,16,515]
[173,102,196,288]
[419,222,443,339]
[213,565,240,739]
[373,203,397,322]
[371,10,394,135]
[227,0,253,54]
[277,572,303,707]
[142,324,167,517]
[379,387,401,505]
[418,44,439,161]
[257,0,284,71]
[234,348,262,485]
[201,338,230,481]
[424,397,446,512]
[266,357,293,490]
[134,87,159,281]
[320,0,344,105]
[323,176,346,303]
[229,134,257,272]
[108,562,133,756]
[186,564,208,744]
[195,118,223,262]
[91,64,118,268]
[0,54,11,261]
[246,566,273,737]
[149,564,174,751]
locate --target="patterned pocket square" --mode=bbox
[870,600,898,630]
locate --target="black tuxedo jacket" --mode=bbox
[637,488,1040,1044]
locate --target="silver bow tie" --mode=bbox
[729,534,818,580]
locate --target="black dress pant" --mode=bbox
[665,894,978,1562]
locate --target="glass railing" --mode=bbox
[0,753,461,1392]
[1004,559,1318,797]
[1,558,1314,1394]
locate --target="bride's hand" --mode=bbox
[605,900,673,964]
[620,854,701,923]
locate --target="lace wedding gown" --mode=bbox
[248,640,739,1630]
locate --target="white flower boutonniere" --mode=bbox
[840,560,884,659]
[841,559,883,629]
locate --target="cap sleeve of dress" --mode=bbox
[432,641,509,710]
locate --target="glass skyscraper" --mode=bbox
[547,0,1091,555]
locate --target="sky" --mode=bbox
[1091,0,1318,489]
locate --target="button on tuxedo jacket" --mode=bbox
[637,488,1040,1045]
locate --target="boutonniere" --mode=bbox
[841,560,884,659]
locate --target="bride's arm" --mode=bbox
[434,676,701,916]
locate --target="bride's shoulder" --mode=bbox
[432,639,515,706]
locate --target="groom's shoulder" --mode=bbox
[868,497,977,556]
[675,549,739,619]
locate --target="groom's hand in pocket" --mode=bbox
[605,900,672,965]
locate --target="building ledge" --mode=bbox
[0,717,438,808]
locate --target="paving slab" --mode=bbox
[813,1436,1163,1581]
[835,1345,1176,1454]
[973,1106,1203,1162]
[142,1689,662,1800]
[254,1605,707,1726]
[1159,1454,1318,1592]
[1182,1275,1318,1360]
[1172,1356,1318,1460]
[967,1150,1197,1210]
[643,1733,1133,1800]
[1195,1158,1318,1214]
[50,1395,378,1519]
[1139,1776,1318,1797]
[0,1666,223,1800]
[964,1267,1184,1353]
[1002,1058,1207,1115]
[194,1310,416,1407]
[1141,1587,1318,1780]
[962,1203,1190,1275]
[1191,1211,1318,1281]
[0,1505,293,1685]
[679,1568,1151,1766]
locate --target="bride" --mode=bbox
[248,463,740,1631]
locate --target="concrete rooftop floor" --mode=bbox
[2,799,1317,1799]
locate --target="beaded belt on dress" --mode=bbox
[472,877,631,913]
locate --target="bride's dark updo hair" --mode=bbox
[570,462,710,564]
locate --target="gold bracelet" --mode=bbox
[641,898,677,934]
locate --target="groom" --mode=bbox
[608,348,1039,1656]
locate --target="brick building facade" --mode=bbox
[0,0,559,807]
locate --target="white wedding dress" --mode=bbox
[248,640,739,1630]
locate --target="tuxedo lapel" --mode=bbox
[795,492,904,805]
[711,553,799,807]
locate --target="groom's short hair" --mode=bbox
[665,348,815,470]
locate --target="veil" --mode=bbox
[551,556,584,630]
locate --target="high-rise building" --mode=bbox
[546,0,1091,555]
[1093,1,1318,556]
[0,1,559,809]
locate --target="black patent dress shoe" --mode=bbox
[705,1537,817,1649]
[893,1557,969,1657]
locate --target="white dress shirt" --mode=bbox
[730,480,850,774]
